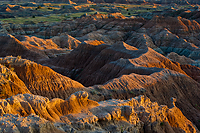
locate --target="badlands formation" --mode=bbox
[0,1,199,133]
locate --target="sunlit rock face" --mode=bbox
[0,56,85,99]
[1,13,199,61]
[0,64,30,99]
[0,34,74,62]
[0,4,199,132]
[51,33,81,49]
[0,92,197,133]
[2,40,197,129]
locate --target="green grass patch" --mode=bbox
[0,11,108,24]
[66,11,107,18]
[0,15,65,24]
[0,3,194,24]
[36,7,60,11]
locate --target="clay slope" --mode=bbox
[0,91,198,133]
[11,14,196,62]
[15,35,59,50]
[0,34,72,62]
[0,14,199,61]
[87,68,200,128]
[167,52,196,65]
[0,13,146,40]
[0,34,48,61]
[0,63,30,99]
[151,29,200,60]
[46,42,187,86]
[141,16,200,55]
[16,35,70,58]
[0,56,84,99]
[51,33,81,49]
[180,64,200,83]
[124,16,200,60]
[167,52,200,67]
[143,16,200,37]
[43,42,200,128]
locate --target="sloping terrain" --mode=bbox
[51,33,81,49]
[1,13,199,62]
[0,5,199,132]
[40,41,200,128]
[0,91,198,133]
[0,24,199,130]
[0,34,74,62]
[2,13,199,61]
[0,34,48,61]
[179,64,200,83]
[0,56,84,99]
[87,69,200,128]
[0,63,30,99]
[122,17,200,63]
[45,42,187,86]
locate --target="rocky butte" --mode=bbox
[0,0,199,133]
